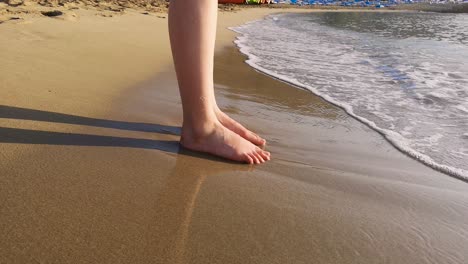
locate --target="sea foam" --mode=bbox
[230,12,468,181]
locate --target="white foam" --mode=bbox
[230,15,468,181]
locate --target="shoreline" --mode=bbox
[231,17,468,182]
[1,7,468,263]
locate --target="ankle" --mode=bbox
[181,118,220,143]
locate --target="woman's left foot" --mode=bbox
[215,108,266,146]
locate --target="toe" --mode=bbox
[247,131,265,146]
[255,152,265,163]
[256,135,267,146]
[254,147,269,163]
[260,150,270,161]
[244,154,254,164]
[250,153,260,164]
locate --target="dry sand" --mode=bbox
[1,4,468,264]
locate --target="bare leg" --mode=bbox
[169,0,269,164]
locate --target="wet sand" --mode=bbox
[1,6,468,264]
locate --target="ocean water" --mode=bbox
[232,12,468,180]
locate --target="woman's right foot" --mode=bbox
[180,121,270,164]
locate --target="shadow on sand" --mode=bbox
[0,105,181,135]
[0,127,180,153]
[0,105,181,153]
[0,105,251,162]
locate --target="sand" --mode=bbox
[1,4,468,264]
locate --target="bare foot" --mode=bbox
[180,121,270,164]
[215,108,266,146]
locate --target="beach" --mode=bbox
[1,4,468,264]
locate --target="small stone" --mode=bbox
[6,0,24,7]
[41,10,63,17]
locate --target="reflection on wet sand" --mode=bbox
[153,151,250,264]
[214,46,345,120]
